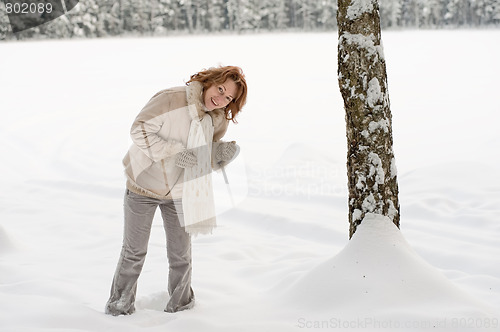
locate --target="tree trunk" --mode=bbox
[185,0,194,33]
[337,0,400,239]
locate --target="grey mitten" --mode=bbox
[215,141,238,163]
[175,150,197,168]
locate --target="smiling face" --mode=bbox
[203,79,238,112]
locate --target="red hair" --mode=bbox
[187,66,247,123]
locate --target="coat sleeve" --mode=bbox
[130,92,185,162]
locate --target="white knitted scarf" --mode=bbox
[181,105,216,236]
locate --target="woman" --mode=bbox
[105,66,247,315]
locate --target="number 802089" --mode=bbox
[5,2,53,14]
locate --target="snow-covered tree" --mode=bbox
[0,3,11,40]
[225,0,238,30]
[471,0,499,25]
[256,0,279,30]
[380,0,402,28]
[317,0,338,30]
[337,0,400,238]
[494,0,500,23]
[206,0,225,31]
[274,0,290,30]
[444,0,471,26]
[420,0,447,27]
[232,0,260,31]
[2,0,500,41]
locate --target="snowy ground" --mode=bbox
[0,30,499,331]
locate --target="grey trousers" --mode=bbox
[105,190,195,315]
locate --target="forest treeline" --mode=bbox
[1,0,499,41]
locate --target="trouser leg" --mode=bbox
[105,190,158,316]
[160,199,195,313]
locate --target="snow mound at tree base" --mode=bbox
[285,214,496,326]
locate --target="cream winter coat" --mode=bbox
[123,81,230,201]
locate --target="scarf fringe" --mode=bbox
[184,217,217,236]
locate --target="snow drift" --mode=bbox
[285,213,496,328]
